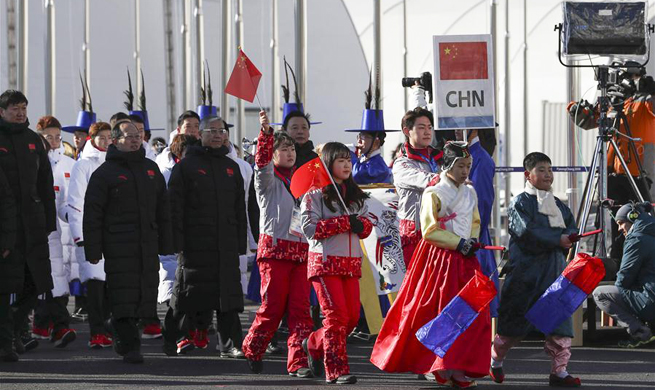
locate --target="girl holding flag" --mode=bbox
[242,111,314,377]
[371,142,490,388]
[298,142,373,384]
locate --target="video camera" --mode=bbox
[401,72,433,103]
[607,61,655,102]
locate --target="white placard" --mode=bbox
[432,34,496,130]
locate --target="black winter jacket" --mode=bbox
[0,119,55,294]
[0,165,16,256]
[294,140,318,170]
[83,145,173,319]
[168,145,247,313]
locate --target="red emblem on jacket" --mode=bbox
[147,169,155,177]
[28,144,36,151]
[118,175,128,181]
[198,169,207,175]
[64,172,71,178]
[226,168,234,177]
[53,186,60,192]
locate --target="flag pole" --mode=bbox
[317,156,349,213]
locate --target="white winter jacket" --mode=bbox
[65,142,107,283]
[143,140,157,161]
[227,143,257,252]
[48,145,76,297]
[156,147,176,184]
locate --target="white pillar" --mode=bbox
[294,0,306,103]
[221,0,231,122]
[45,0,56,115]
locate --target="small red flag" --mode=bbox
[224,49,262,103]
[439,42,488,80]
[290,157,332,199]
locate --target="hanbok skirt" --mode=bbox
[370,239,491,377]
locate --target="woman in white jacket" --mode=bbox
[31,116,77,348]
[65,122,112,349]
[157,134,196,306]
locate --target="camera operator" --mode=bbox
[567,61,654,259]
[592,202,655,348]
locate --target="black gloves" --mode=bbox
[457,238,479,257]
[349,214,364,234]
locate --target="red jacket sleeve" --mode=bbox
[314,215,351,240]
[255,130,274,169]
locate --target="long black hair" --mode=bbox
[320,142,369,213]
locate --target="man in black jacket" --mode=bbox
[83,119,173,363]
[0,90,56,361]
[164,115,247,358]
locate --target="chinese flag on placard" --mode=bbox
[290,157,332,198]
[224,48,262,103]
[439,42,488,80]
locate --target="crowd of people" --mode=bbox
[0,84,654,388]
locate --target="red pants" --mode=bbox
[399,219,421,272]
[401,232,421,271]
[242,259,313,373]
[307,276,360,381]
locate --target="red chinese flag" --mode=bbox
[290,157,332,198]
[439,42,488,80]
[224,49,262,103]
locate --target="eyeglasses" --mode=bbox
[203,128,228,135]
[44,135,62,141]
[120,134,142,141]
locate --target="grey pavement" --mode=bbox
[0,303,653,390]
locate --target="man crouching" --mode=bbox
[83,118,173,363]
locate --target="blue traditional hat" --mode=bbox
[344,109,399,133]
[63,73,96,134]
[124,69,164,132]
[198,61,233,128]
[62,110,96,134]
[270,57,321,126]
[344,75,399,133]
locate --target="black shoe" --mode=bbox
[490,366,505,383]
[247,358,263,373]
[302,338,324,378]
[123,350,144,364]
[22,336,38,352]
[548,374,581,387]
[162,341,178,356]
[220,347,245,359]
[12,337,25,355]
[327,374,357,384]
[0,347,19,362]
[289,367,314,378]
[265,342,283,355]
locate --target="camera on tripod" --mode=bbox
[401,71,433,103]
[607,61,655,100]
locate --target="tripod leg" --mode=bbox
[609,138,646,203]
[574,136,603,258]
[616,114,652,202]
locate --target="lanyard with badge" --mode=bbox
[275,169,303,237]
